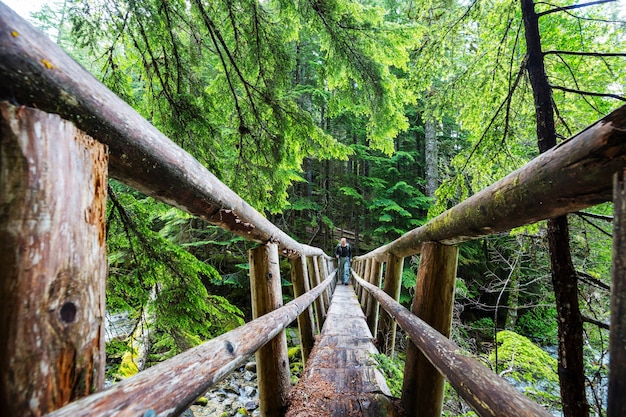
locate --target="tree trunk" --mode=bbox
[425,116,438,197]
[520,1,589,416]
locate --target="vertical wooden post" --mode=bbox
[377,254,404,355]
[0,103,108,416]
[365,261,382,336]
[360,259,372,306]
[290,256,315,364]
[402,242,458,417]
[307,256,326,329]
[609,169,626,417]
[316,256,330,309]
[250,244,291,417]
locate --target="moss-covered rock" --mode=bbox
[489,330,559,405]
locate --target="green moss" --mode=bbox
[489,330,560,405]
[118,351,139,378]
[372,353,404,397]
[288,345,301,360]
[490,330,558,383]
[194,397,208,406]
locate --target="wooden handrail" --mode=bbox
[43,273,334,417]
[0,4,324,259]
[357,104,626,261]
[353,271,552,417]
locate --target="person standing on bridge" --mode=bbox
[335,237,352,285]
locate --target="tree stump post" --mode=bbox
[290,256,315,364]
[402,242,458,417]
[0,103,108,416]
[307,256,326,330]
[377,253,404,355]
[609,169,626,417]
[250,243,291,417]
[365,260,382,336]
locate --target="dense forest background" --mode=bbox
[14,0,626,415]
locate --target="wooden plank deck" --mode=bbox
[286,284,404,417]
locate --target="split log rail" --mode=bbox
[2,3,626,417]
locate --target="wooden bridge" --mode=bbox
[2,4,626,417]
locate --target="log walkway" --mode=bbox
[286,283,404,417]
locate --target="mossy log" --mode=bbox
[360,104,626,262]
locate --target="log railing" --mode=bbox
[0,4,336,417]
[351,104,626,417]
[3,3,626,417]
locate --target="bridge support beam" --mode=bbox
[0,103,108,416]
[290,256,315,364]
[377,254,404,356]
[609,169,626,417]
[365,260,382,336]
[402,242,458,417]
[250,244,291,417]
[307,256,325,332]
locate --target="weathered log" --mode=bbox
[44,275,333,417]
[290,257,315,364]
[0,5,324,259]
[358,104,626,262]
[0,103,107,415]
[286,285,400,417]
[609,169,626,417]
[353,272,552,417]
[376,254,404,355]
[402,242,458,417]
[250,244,291,417]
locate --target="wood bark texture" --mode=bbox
[355,274,552,417]
[0,103,107,416]
[609,169,626,417]
[402,242,458,417]
[377,254,403,355]
[250,244,291,417]
[0,6,326,259]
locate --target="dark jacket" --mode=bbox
[335,244,352,259]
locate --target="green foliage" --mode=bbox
[490,331,560,406]
[469,317,495,342]
[372,353,404,398]
[106,182,244,357]
[58,0,419,213]
[516,307,558,346]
